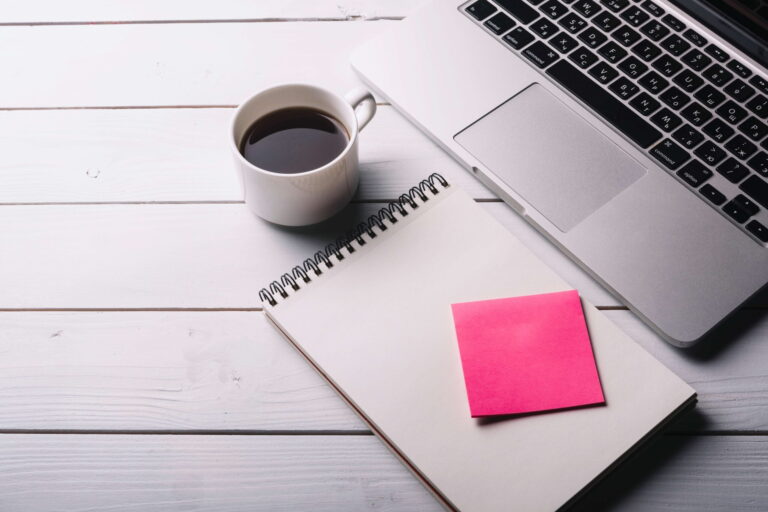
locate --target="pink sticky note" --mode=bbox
[450,290,605,418]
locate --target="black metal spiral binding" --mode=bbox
[258,173,449,306]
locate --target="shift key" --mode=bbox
[740,175,768,209]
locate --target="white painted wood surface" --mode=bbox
[0,107,492,202]
[0,434,762,512]
[0,2,766,510]
[0,310,764,433]
[0,22,395,108]
[0,0,418,24]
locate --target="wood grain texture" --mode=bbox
[0,107,492,202]
[0,21,396,108]
[0,434,763,511]
[0,434,442,512]
[606,309,768,433]
[0,0,418,24]
[0,310,763,433]
[0,202,618,309]
[0,312,363,431]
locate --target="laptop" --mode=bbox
[351,0,768,346]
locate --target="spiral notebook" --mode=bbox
[260,175,696,512]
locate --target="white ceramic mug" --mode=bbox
[230,84,376,226]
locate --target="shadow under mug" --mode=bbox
[230,84,377,226]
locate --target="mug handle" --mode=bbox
[344,87,377,131]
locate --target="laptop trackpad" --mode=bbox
[455,84,646,232]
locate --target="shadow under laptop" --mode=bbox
[571,409,707,512]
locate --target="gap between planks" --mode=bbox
[0,103,391,111]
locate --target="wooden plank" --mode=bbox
[0,203,617,309]
[575,436,768,512]
[0,21,397,108]
[0,107,492,203]
[0,312,363,431]
[0,434,764,511]
[0,0,417,24]
[0,310,765,432]
[0,434,442,512]
[605,309,768,433]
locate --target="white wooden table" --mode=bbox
[1,2,767,510]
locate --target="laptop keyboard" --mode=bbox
[463,0,768,245]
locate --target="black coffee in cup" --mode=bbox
[239,107,349,174]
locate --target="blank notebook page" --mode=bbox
[265,184,695,512]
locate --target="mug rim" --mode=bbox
[230,83,360,178]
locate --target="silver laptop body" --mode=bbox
[352,0,768,346]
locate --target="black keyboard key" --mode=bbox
[497,0,540,23]
[749,75,768,95]
[593,11,621,31]
[630,91,661,115]
[640,20,669,41]
[738,116,768,141]
[681,49,712,71]
[724,79,756,102]
[599,41,628,62]
[740,176,768,208]
[632,40,661,61]
[650,108,682,131]
[560,12,588,33]
[746,94,768,119]
[618,55,648,78]
[660,35,691,56]
[551,33,579,52]
[700,183,727,205]
[733,193,760,215]
[677,159,712,186]
[531,18,561,37]
[653,54,683,76]
[748,152,768,177]
[651,138,690,169]
[725,134,758,159]
[746,219,768,242]
[704,44,729,62]
[569,46,599,68]
[621,6,649,26]
[638,70,669,93]
[703,118,735,142]
[703,64,733,86]
[588,60,620,82]
[612,25,642,46]
[717,100,748,124]
[524,41,561,67]
[641,0,664,17]
[484,12,517,34]
[600,0,629,12]
[579,27,607,47]
[717,157,750,183]
[727,60,752,79]
[694,140,726,165]
[503,27,536,49]
[695,84,726,108]
[683,28,707,47]
[573,0,602,17]
[547,60,662,147]
[540,0,569,19]
[661,13,685,31]
[680,102,712,126]
[723,199,753,223]
[466,0,496,20]
[660,86,690,110]
[673,124,704,148]
[673,70,704,92]
[609,76,640,99]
